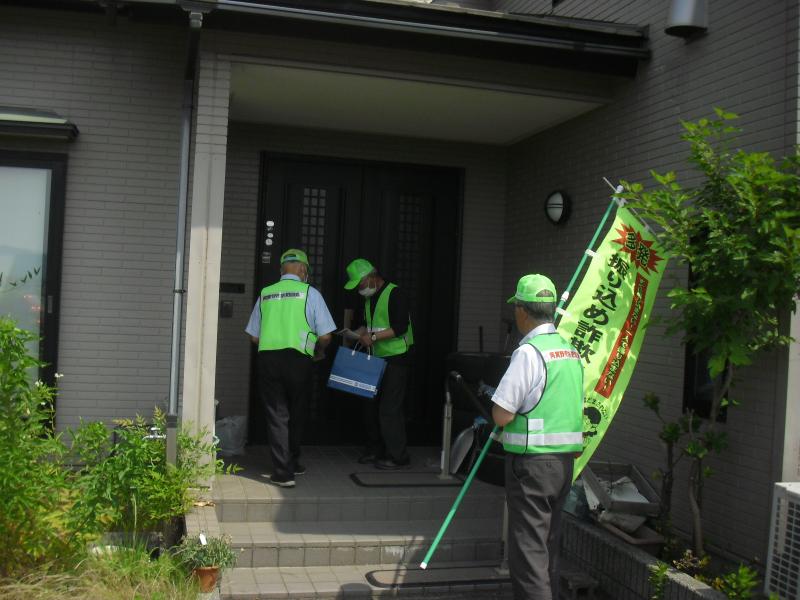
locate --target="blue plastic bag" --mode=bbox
[327,345,387,399]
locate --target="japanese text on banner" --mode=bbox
[556,205,668,478]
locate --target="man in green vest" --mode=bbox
[245,249,336,487]
[344,258,414,470]
[491,274,584,600]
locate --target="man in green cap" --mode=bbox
[344,258,414,469]
[490,274,584,600]
[245,248,336,487]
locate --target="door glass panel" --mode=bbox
[300,186,326,289]
[396,193,423,300]
[0,166,51,360]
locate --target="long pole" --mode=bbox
[420,190,622,569]
[421,425,499,569]
[554,195,619,326]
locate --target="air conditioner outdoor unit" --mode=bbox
[765,482,800,599]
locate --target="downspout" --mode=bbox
[167,9,203,464]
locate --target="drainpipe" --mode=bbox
[167,9,203,464]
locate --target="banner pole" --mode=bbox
[420,425,499,569]
[555,194,619,326]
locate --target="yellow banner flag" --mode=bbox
[557,205,669,479]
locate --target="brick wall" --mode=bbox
[503,0,797,563]
[0,6,185,431]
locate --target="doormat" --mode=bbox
[366,564,509,588]
[350,471,462,487]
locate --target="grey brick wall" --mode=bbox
[503,0,797,563]
[0,7,185,431]
[215,123,508,417]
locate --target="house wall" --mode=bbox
[0,6,185,431]
[503,0,798,563]
[215,123,508,418]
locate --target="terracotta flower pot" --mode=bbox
[193,566,220,592]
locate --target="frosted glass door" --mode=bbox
[0,166,52,361]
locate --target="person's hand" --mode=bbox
[313,345,326,362]
[359,332,374,347]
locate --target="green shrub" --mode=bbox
[0,316,228,576]
[0,318,88,575]
[69,409,221,534]
[712,564,760,600]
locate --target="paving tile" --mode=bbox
[285,580,316,595]
[295,501,319,521]
[281,569,311,584]
[251,567,284,584]
[355,545,381,565]
[331,545,356,565]
[225,568,256,585]
[364,497,388,520]
[254,582,289,598]
[386,499,411,522]
[278,546,305,567]
[304,545,331,566]
[235,546,252,568]
[381,545,406,565]
[313,579,344,595]
[245,502,271,521]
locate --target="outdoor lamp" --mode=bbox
[544,190,571,225]
[665,0,708,38]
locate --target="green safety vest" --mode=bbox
[258,278,317,357]
[501,332,584,454]
[365,283,414,358]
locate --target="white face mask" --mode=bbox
[358,285,377,298]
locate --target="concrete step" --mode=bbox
[214,490,503,524]
[220,562,514,599]
[223,518,503,568]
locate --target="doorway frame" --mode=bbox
[249,151,466,444]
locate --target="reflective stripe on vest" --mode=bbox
[502,332,584,455]
[258,279,317,357]
[365,282,414,358]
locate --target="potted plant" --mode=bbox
[176,533,238,592]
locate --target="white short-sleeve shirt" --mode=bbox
[491,323,557,415]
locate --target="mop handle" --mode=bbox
[420,425,500,569]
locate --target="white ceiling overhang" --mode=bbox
[229,62,603,145]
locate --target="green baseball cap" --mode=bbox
[344,258,375,290]
[280,248,309,266]
[507,274,557,304]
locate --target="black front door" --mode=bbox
[249,155,462,447]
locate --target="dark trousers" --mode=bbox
[363,361,408,461]
[505,452,574,600]
[258,349,312,480]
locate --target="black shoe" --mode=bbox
[268,475,295,488]
[293,464,306,476]
[358,453,378,465]
[375,456,410,470]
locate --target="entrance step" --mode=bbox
[188,447,511,599]
[220,562,513,599]
[222,518,502,568]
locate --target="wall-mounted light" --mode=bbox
[665,0,708,39]
[544,190,571,225]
